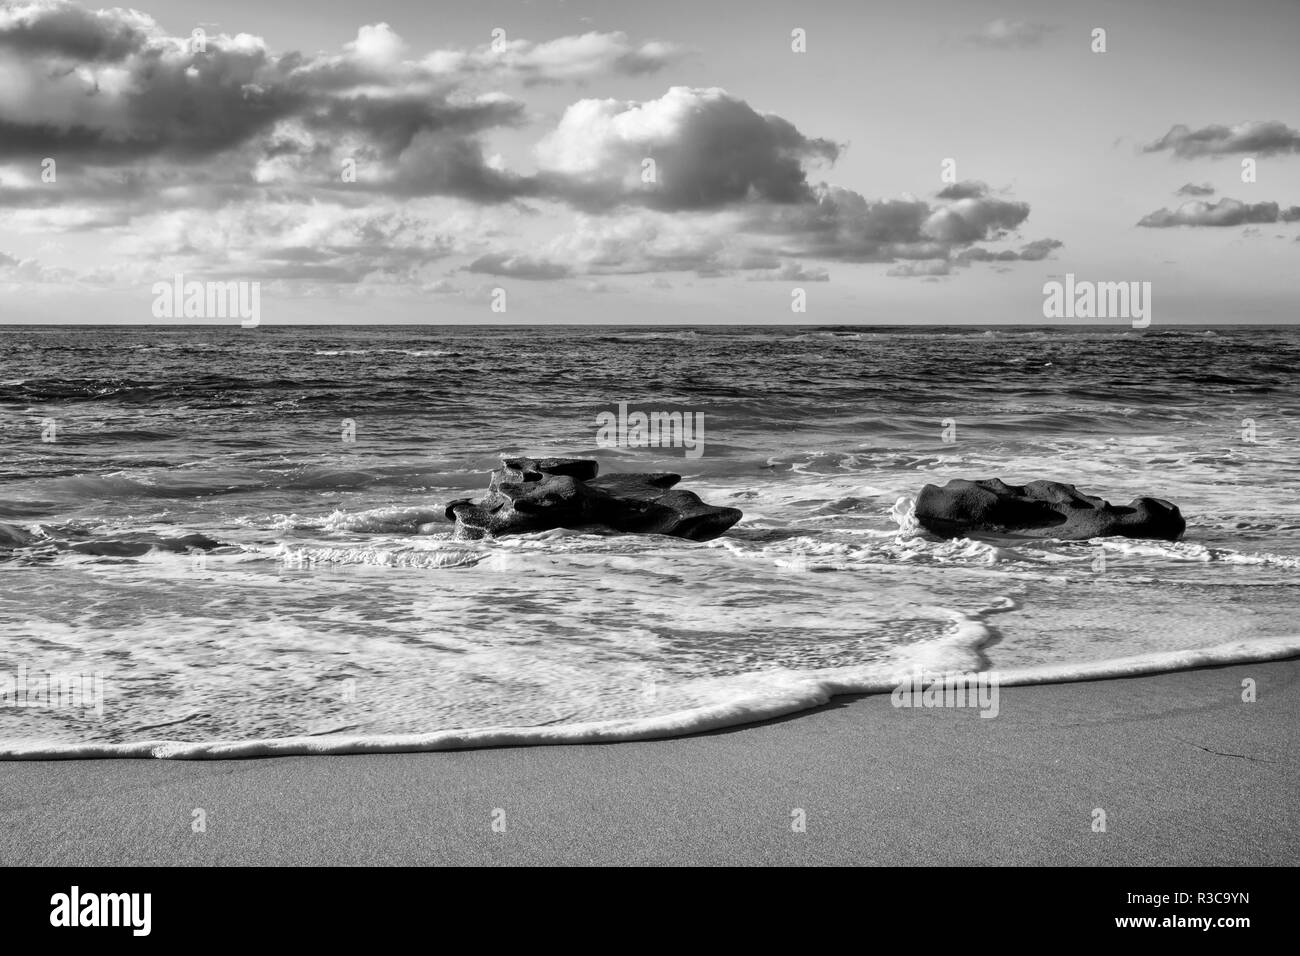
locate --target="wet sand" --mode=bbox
[2,659,1296,865]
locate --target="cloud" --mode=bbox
[0,19,295,161]
[92,198,469,290]
[466,253,571,279]
[1176,182,1215,196]
[741,181,1035,267]
[968,19,1054,49]
[343,120,536,202]
[954,247,1019,263]
[0,1,154,60]
[1137,197,1290,227]
[887,260,951,278]
[422,31,682,85]
[1016,237,1065,260]
[535,87,840,211]
[936,181,989,200]
[955,238,1062,263]
[1143,121,1300,158]
[748,261,830,282]
[537,174,1043,276]
[0,248,72,284]
[0,5,665,206]
[921,195,1031,242]
[347,22,408,65]
[541,209,732,274]
[0,4,1048,289]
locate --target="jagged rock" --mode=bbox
[915,478,1185,541]
[446,457,742,542]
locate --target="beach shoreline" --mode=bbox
[3,658,1296,866]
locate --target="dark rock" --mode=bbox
[447,457,743,542]
[500,457,599,481]
[915,478,1185,541]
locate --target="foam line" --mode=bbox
[3,635,1295,761]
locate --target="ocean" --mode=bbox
[2,324,1298,757]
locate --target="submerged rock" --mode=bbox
[446,457,743,542]
[915,478,1185,541]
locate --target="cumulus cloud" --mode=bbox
[754,183,1031,263]
[1176,182,1215,196]
[541,210,732,274]
[1137,197,1290,227]
[0,0,153,60]
[535,87,840,210]
[514,175,1048,277]
[0,19,293,161]
[922,195,1031,242]
[0,3,667,206]
[0,5,686,216]
[0,3,1048,289]
[968,19,1054,49]
[1144,121,1300,158]
[936,181,990,200]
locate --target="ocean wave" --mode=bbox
[246,505,450,535]
[4,632,1295,760]
[782,331,867,342]
[269,541,480,569]
[596,331,700,343]
[1101,538,1300,568]
[312,349,454,357]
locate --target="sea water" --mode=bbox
[1,325,1297,756]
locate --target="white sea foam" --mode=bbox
[320,506,449,534]
[3,633,1295,760]
[311,349,452,357]
[271,541,481,569]
[1102,538,1300,568]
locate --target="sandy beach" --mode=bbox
[3,658,1295,866]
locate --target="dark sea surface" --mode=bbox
[2,324,1298,754]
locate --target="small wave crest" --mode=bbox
[4,632,1295,760]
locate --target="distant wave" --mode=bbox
[312,349,454,357]
[596,331,701,343]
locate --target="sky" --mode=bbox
[0,0,1297,324]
